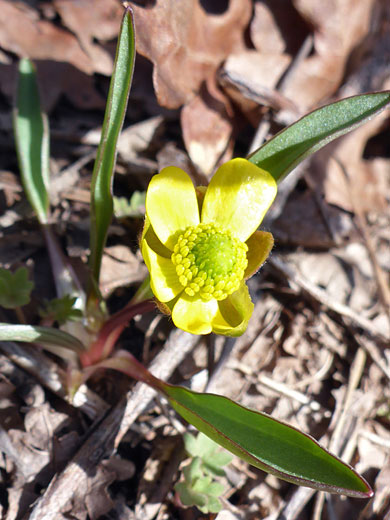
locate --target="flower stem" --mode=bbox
[80,299,155,366]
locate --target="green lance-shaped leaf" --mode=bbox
[88,351,372,498]
[248,91,390,183]
[13,61,85,310]
[0,323,85,354]
[162,384,373,498]
[88,7,136,301]
[13,58,50,224]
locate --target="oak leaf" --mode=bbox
[129,0,252,108]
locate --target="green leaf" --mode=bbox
[206,482,225,498]
[175,482,208,510]
[248,91,390,183]
[13,58,50,224]
[39,295,83,325]
[184,432,215,458]
[175,474,223,514]
[163,384,373,497]
[192,475,213,494]
[184,432,232,476]
[114,191,146,218]
[88,7,136,300]
[204,496,223,513]
[204,451,233,476]
[0,323,85,353]
[177,438,228,513]
[0,267,34,309]
[183,457,203,484]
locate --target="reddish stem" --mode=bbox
[113,350,164,390]
[81,349,166,394]
[80,299,155,367]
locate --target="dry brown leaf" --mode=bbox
[38,61,107,111]
[181,78,233,175]
[0,1,93,74]
[0,171,22,207]
[221,50,292,111]
[250,2,286,54]
[293,0,374,57]
[156,142,207,186]
[54,0,122,42]
[320,110,390,213]
[116,116,164,164]
[129,0,252,108]
[84,464,116,519]
[283,0,376,109]
[100,245,147,298]
[282,56,345,110]
[272,189,353,248]
[0,1,123,75]
[53,0,123,75]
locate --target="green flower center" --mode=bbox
[171,223,248,301]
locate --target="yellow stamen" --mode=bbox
[171,223,248,301]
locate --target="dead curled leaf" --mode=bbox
[283,0,377,109]
[181,78,234,175]
[129,0,252,108]
[313,109,390,214]
[0,0,92,73]
[53,0,123,75]
[220,50,293,117]
[100,245,147,298]
[250,1,286,54]
[0,0,122,75]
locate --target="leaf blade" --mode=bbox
[248,91,390,183]
[13,58,50,224]
[0,267,34,309]
[0,323,85,353]
[163,384,373,497]
[88,7,136,299]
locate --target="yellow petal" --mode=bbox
[213,282,254,336]
[172,295,219,335]
[141,236,183,302]
[146,166,200,250]
[201,158,277,242]
[142,217,172,259]
[245,230,274,279]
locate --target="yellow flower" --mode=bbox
[141,158,277,336]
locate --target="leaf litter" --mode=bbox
[0,0,389,518]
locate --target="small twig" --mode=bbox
[277,34,314,94]
[14,306,26,324]
[352,332,390,381]
[142,313,163,364]
[329,347,367,454]
[230,358,328,415]
[359,430,390,449]
[275,486,316,520]
[292,350,334,390]
[207,333,217,377]
[312,492,326,520]
[247,112,271,155]
[205,336,237,392]
[312,347,367,520]
[305,174,344,247]
[334,157,390,323]
[0,341,108,420]
[257,372,325,414]
[270,256,390,381]
[29,329,200,520]
[270,256,388,343]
